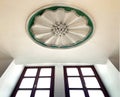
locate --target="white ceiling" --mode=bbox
[0,0,119,64]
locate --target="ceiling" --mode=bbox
[0,0,119,67]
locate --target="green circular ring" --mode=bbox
[27,5,94,49]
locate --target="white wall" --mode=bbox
[95,60,120,97]
[0,61,24,97]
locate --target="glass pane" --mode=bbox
[81,68,94,76]
[19,78,35,88]
[37,78,51,88]
[70,90,85,97]
[68,77,82,88]
[88,90,105,97]
[24,68,37,76]
[67,68,79,76]
[84,77,100,88]
[35,90,50,97]
[16,90,31,97]
[40,68,52,76]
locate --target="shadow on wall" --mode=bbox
[0,51,13,77]
[109,49,119,71]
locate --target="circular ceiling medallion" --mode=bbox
[27,5,94,48]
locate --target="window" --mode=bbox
[64,66,110,97]
[11,66,55,97]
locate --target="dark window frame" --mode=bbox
[64,65,110,97]
[11,66,55,97]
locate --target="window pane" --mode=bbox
[40,68,52,76]
[84,77,100,88]
[70,90,85,97]
[67,68,79,76]
[19,78,35,88]
[88,90,105,97]
[35,90,50,97]
[16,90,31,97]
[68,77,82,88]
[24,68,37,76]
[37,78,51,88]
[81,68,94,76]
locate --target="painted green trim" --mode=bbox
[27,6,94,49]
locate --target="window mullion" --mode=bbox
[64,67,70,97]
[78,67,90,97]
[50,67,55,97]
[30,68,40,97]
